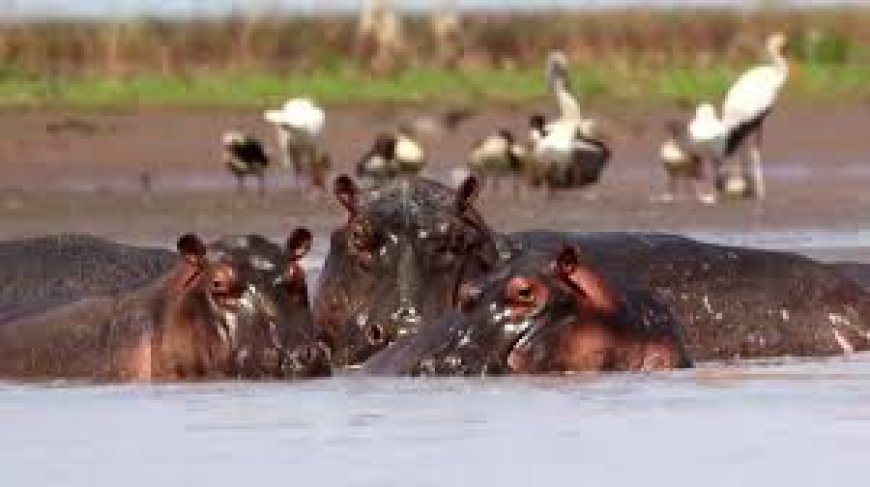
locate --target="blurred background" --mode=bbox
[0,0,867,252]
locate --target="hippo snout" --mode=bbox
[281,342,332,378]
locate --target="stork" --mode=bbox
[263,98,325,184]
[659,120,713,203]
[689,33,789,199]
[222,131,270,194]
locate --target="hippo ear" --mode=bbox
[177,233,207,262]
[553,245,619,318]
[554,245,580,277]
[286,227,313,261]
[334,174,359,215]
[456,175,480,214]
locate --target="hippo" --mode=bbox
[0,234,175,324]
[0,230,329,381]
[363,245,691,375]
[314,175,499,366]
[319,176,870,373]
[511,232,870,361]
[365,234,870,376]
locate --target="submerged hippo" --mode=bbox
[0,234,175,324]
[364,245,691,375]
[0,230,329,381]
[314,175,499,366]
[512,232,870,362]
[365,234,870,375]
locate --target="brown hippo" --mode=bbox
[0,234,175,324]
[0,230,329,381]
[364,236,870,376]
[314,174,499,366]
[363,246,691,375]
[512,232,870,361]
[319,175,870,373]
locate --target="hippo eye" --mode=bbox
[506,276,547,310]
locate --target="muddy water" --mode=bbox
[3,357,870,486]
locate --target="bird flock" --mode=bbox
[222,32,788,203]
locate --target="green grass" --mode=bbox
[0,60,867,109]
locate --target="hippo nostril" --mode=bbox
[365,323,387,345]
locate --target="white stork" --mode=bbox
[689,33,789,199]
[659,120,713,203]
[263,98,325,180]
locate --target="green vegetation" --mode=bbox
[0,8,866,108]
[0,61,866,108]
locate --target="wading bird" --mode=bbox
[659,120,714,203]
[527,51,610,190]
[264,98,325,185]
[689,33,789,199]
[356,127,426,187]
[222,131,270,194]
[467,129,527,191]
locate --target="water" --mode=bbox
[1,0,865,20]
[4,225,870,483]
[3,356,870,485]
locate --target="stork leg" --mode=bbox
[749,125,766,199]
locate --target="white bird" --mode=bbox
[659,120,713,203]
[690,33,788,199]
[263,98,325,178]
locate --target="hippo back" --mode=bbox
[0,235,174,324]
[513,231,870,361]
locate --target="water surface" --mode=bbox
[3,356,870,486]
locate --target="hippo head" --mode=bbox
[159,229,330,379]
[367,246,688,376]
[315,175,500,366]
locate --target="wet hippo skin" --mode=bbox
[363,246,692,376]
[512,231,870,361]
[0,234,175,324]
[314,175,498,366]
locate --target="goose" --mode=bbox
[528,113,610,189]
[689,33,788,199]
[222,131,270,194]
[467,129,527,190]
[659,120,714,203]
[356,127,426,187]
[263,98,325,180]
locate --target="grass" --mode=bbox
[0,60,867,109]
[0,8,867,108]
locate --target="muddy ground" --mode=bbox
[0,103,868,260]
